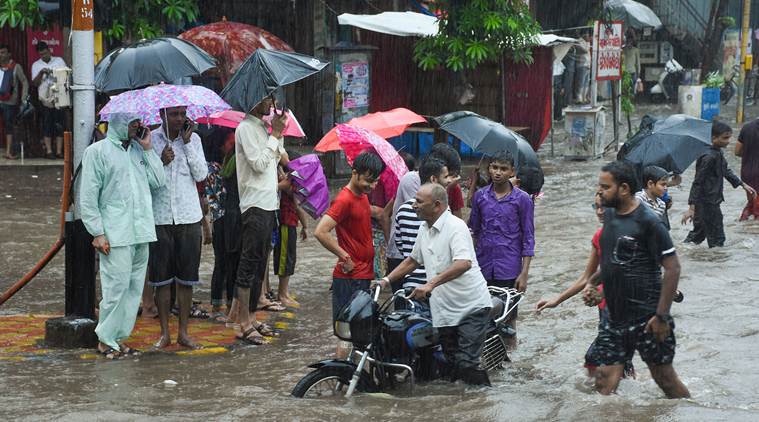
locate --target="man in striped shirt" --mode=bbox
[391,157,452,291]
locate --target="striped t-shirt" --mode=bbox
[394,199,427,288]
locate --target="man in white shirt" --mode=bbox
[148,106,208,349]
[234,95,288,344]
[379,183,493,385]
[31,41,67,159]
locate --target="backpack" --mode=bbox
[0,61,17,101]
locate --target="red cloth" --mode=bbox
[280,193,299,227]
[591,228,606,310]
[448,183,465,212]
[503,47,553,150]
[326,187,375,279]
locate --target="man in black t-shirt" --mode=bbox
[583,160,690,399]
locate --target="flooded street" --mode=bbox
[2,150,759,421]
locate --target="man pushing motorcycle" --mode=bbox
[377,183,493,385]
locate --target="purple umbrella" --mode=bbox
[288,154,329,219]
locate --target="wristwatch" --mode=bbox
[655,313,673,324]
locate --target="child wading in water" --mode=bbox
[682,121,757,247]
[314,151,385,358]
[636,166,671,228]
[469,150,535,349]
[536,194,634,378]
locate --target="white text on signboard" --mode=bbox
[595,21,623,81]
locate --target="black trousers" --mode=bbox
[437,307,492,386]
[236,207,277,310]
[211,217,237,306]
[685,202,725,247]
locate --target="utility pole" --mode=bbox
[736,0,750,124]
[45,0,98,349]
[71,0,95,168]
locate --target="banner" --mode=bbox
[26,25,64,75]
[594,21,623,81]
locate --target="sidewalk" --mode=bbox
[0,308,296,361]
[0,157,64,167]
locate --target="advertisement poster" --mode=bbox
[594,21,623,81]
[26,25,64,75]
[722,29,740,78]
[340,61,369,112]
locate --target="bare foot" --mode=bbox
[278,296,300,308]
[141,306,158,318]
[177,334,199,349]
[153,335,171,349]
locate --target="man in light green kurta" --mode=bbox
[78,113,165,357]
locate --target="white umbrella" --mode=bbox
[605,0,663,30]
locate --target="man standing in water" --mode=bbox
[149,106,207,349]
[583,160,690,398]
[234,95,288,344]
[79,113,165,358]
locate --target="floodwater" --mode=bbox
[2,150,759,421]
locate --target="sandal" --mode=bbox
[190,305,210,319]
[98,347,123,360]
[254,322,277,337]
[119,345,142,356]
[209,311,227,324]
[236,326,268,345]
[257,302,286,312]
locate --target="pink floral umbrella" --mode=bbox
[336,124,408,199]
[99,84,231,125]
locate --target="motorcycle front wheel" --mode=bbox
[291,366,375,398]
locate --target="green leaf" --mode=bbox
[484,13,503,31]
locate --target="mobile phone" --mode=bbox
[182,120,192,132]
[136,126,148,139]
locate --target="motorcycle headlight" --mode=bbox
[334,320,351,341]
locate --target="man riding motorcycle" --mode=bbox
[377,183,492,385]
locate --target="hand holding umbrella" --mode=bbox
[271,111,288,138]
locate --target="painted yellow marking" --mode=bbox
[175,347,229,356]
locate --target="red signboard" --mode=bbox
[26,25,64,74]
[594,20,623,81]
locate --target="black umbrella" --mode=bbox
[220,49,328,112]
[94,37,216,93]
[622,114,712,175]
[433,111,544,194]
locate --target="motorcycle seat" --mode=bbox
[490,296,505,320]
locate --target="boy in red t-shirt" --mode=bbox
[314,151,386,358]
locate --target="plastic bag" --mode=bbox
[635,78,644,94]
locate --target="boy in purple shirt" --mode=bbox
[469,151,535,346]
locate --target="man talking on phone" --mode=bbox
[149,106,208,349]
[78,113,165,359]
[377,183,493,385]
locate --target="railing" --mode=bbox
[653,0,709,38]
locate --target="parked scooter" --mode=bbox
[291,285,523,398]
[720,64,740,104]
[650,59,684,103]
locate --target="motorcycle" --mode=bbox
[291,285,523,398]
[720,64,740,105]
[650,59,684,103]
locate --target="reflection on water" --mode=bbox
[2,155,759,420]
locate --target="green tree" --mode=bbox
[104,0,200,43]
[414,0,542,71]
[0,0,45,30]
